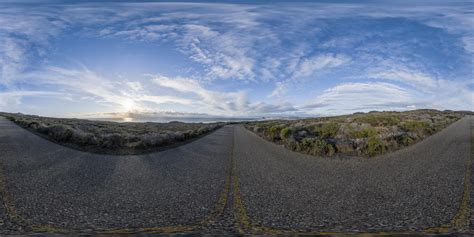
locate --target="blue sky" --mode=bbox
[0,0,472,119]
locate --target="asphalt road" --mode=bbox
[0,116,471,234]
[234,116,472,233]
[0,117,233,233]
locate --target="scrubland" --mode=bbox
[1,112,222,154]
[244,110,468,157]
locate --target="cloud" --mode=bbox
[269,82,287,98]
[304,82,422,114]
[152,75,297,116]
[293,54,350,78]
[368,66,437,91]
[305,78,473,114]
[0,90,66,110]
[79,111,260,123]
[0,6,65,86]
[461,36,474,54]
[20,66,194,112]
[0,2,472,117]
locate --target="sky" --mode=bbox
[0,0,472,120]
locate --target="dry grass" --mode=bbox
[244,109,469,158]
[0,112,223,155]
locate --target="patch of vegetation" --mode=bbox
[366,136,386,157]
[280,127,292,140]
[245,109,467,158]
[313,122,340,138]
[353,112,401,126]
[0,112,223,155]
[348,127,378,139]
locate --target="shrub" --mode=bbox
[267,125,284,140]
[2,112,222,154]
[335,141,354,153]
[299,138,314,150]
[280,127,292,139]
[400,120,431,134]
[403,120,429,130]
[174,131,185,141]
[47,125,74,142]
[349,127,378,138]
[320,122,340,138]
[366,136,385,157]
[313,139,327,155]
[296,138,334,156]
[396,134,414,146]
[325,143,336,156]
[253,125,263,133]
[244,110,466,158]
[71,129,98,145]
[354,113,401,126]
[101,134,124,148]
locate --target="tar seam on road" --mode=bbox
[0,128,235,235]
[231,121,473,236]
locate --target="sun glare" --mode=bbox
[121,99,135,112]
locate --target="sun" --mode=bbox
[121,99,135,112]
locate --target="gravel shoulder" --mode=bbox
[0,117,232,232]
[234,116,472,232]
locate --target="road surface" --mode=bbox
[0,116,471,235]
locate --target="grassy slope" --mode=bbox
[244,109,469,158]
[0,112,223,155]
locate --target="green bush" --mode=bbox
[349,127,378,138]
[366,136,385,157]
[299,138,314,150]
[267,124,285,140]
[296,138,335,156]
[401,120,431,133]
[396,134,414,146]
[326,143,335,156]
[311,122,340,138]
[320,122,340,138]
[354,113,401,126]
[244,110,465,158]
[280,127,292,139]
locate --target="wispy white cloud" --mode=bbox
[304,82,422,114]
[0,6,65,86]
[20,67,194,112]
[0,90,67,110]
[305,77,473,114]
[152,75,297,116]
[368,66,438,91]
[461,36,474,54]
[269,81,287,98]
[0,1,472,117]
[293,54,350,78]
